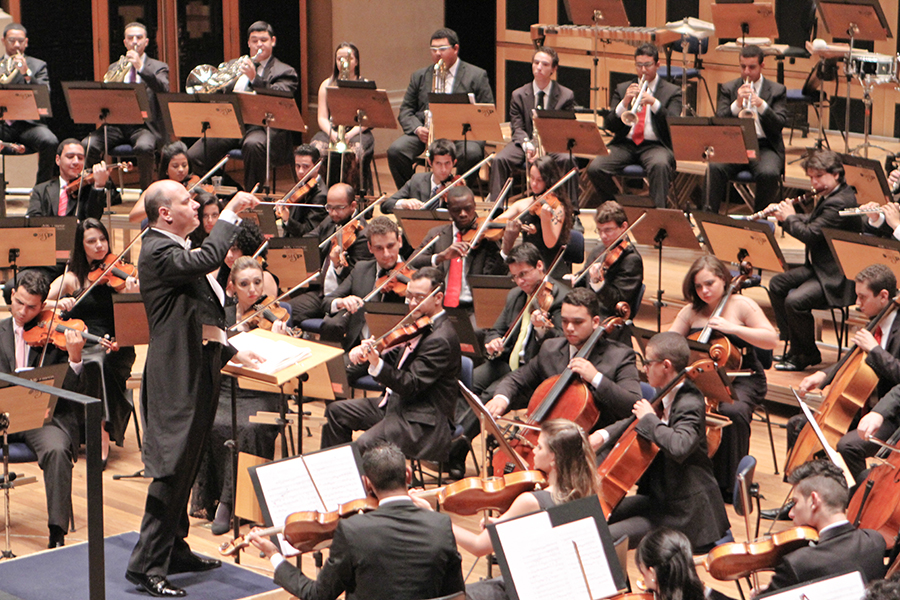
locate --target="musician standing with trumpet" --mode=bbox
[0,23,58,185]
[705,45,787,214]
[84,22,169,192]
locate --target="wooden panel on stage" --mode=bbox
[235,452,267,524]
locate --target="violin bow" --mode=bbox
[251,240,268,261]
[272,160,322,205]
[317,195,386,250]
[186,154,230,194]
[570,211,647,286]
[361,237,440,302]
[513,167,579,223]
[464,178,513,252]
[39,261,73,368]
[229,270,321,332]
[362,287,441,353]
[421,153,495,211]
[69,227,148,310]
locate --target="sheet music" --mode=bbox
[302,444,367,511]
[253,455,326,556]
[760,571,865,600]
[494,512,564,600]
[553,518,618,599]
[228,331,312,374]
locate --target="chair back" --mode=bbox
[563,229,585,264]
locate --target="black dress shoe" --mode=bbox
[168,553,222,574]
[48,525,65,548]
[125,571,186,597]
[775,354,821,372]
[761,501,795,521]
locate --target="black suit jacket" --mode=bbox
[509,81,576,143]
[397,60,494,135]
[482,280,567,364]
[321,259,405,347]
[273,500,464,600]
[601,381,730,549]
[824,312,900,401]
[767,522,886,592]
[283,177,327,237]
[495,335,642,429]
[26,179,119,221]
[715,76,788,160]
[104,56,169,140]
[384,173,440,213]
[304,215,373,289]
[408,222,508,287]
[782,184,859,306]
[138,220,238,477]
[577,243,643,318]
[605,77,682,148]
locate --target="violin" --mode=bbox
[333,219,363,268]
[218,496,379,556]
[373,262,415,297]
[527,191,562,216]
[459,217,505,245]
[244,297,290,331]
[184,174,215,194]
[374,316,433,354]
[65,161,133,195]
[417,470,547,516]
[23,310,115,351]
[704,526,818,581]
[86,254,138,292]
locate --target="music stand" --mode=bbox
[0,222,57,292]
[692,211,788,273]
[621,207,700,331]
[394,209,451,248]
[824,227,900,282]
[112,293,149,347]
[0,85,52,217]
[710,2,778,42]
[236,89,307,194]
[238,206,277,237]
[469,274,516,330]
[27,216,77,263]
[158,92,244,174]
[267,237,321,291]
[430,96,502,175]
[840,154,893,205]
[535,112,607,160]
[563,0,630,26]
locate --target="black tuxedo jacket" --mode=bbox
[601,381,730,549]
[103,56,169,140]
[397,60,494,135]
[408,222,508,285]
[767,522,886,592]
[715,76,788,160]
[384,173,442,213]
[283,178,327,237]
[509,80,576,143]
[273,500,464,600]
[26,179,119,221]
[495,335,642,429]
[782,184,859,306]
[138,221,238,477]
[577,243,643,318]
[304,215,373,289]
[321,259,405,347]
[227,55,298,95]
[482,280,567,364]
[606,77,682,148]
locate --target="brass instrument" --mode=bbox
[738,78,755,119]
[732,190,820,221]
[329,56,351,154]
[524,108,545,189]
[621,77,648,126]
[424,59,447,165]
[104,53,133,83]
[186,48,264,94]
[0,52,24,85]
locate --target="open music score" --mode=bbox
[531,23,681,46]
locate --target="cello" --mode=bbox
[846,430,900,549]
[491,302,631,475]
[785,292,900,475]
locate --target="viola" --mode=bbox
[218,496,379,556]
[420,470,547,516]
[87,254,138,292]
[65,161,133,195]
[704,526,818,581]
[245,297,290,331]
[375,316,433,354]
[184,174,215,194]
[23,310,115,351]
[374,262,415,297]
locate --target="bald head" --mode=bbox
[145,180,199,238]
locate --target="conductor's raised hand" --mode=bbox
[225,191,260,215]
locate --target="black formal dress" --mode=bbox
[601,381,730,550]
[321,313,461,461]
[388,60,494,187]
[0,54,58,184]
[84,56,169,191]
[272,498,464,600]
[127,218,239,578]
[706,76,788,213]
[187,56,299,190]
[586,76,681,208]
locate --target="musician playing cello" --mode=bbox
[754,460,885,596]
[595,332,729,551]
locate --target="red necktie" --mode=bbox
[58,185,68,216]
[444,231,463,308]
[873,325,883,346]
[631,104,648,145]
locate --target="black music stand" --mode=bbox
[0,219,58,291]
[692,211,787,274]
[0,85,51,217]
[158,92,244,176]
[236,89,307,194]
[710,2,778,43]
[621,207,700,331]
[534,111,607,165]
[266,237,321,292]
[824,227,900,282]
[238,205,278,237]
[563,0,630,26]
[840,153,893,205]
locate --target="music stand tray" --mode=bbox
[469,274,516,330]
[394,209,451,249]
[817,0,892,40]
[328,86,398,131]
[0,84,52,120]
[238,206,277,237]
[236,89,307,133]
[157,92,244,140]
[564,0,630,26]
[692,211,788,273]
[431,102,503,143]
[839,153,893,205]
[61,82,150,126]
[710,2,778,40]
[535,113,607,158]
[623,207,700,252]
[824,227,900,281]
[669,117,758,164]
[267,237,321,291]
[0,222,57,268]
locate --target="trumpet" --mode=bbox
[0,52,24,85]
[186,48,263,94]
[732,190,820,221]
[738,78,755,119]
[424,58,448,164]
[621,77,648,126]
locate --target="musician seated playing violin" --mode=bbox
[320,216,408,350]
[248,442,464,600]
[321,267,461,462]
[755,460,885,596]
[383,138,458,213]
[768,149,859,372]
[788,265,900,484]
[408,185,508,312]
[220,219,279,299]
[277,144,328,237]
[595,332,729,551]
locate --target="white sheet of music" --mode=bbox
[228,331,312,374]
[760,570,865,600]
[302,444,367,511]
[553,518,618,599]
[253,456,326,556]
[495,511,567,600]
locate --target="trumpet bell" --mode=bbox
[738,108,755,119]
[621,111,638,126]
[186,64,218,94]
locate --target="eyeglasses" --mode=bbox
[325,204,351,212]
[635,62,656,70]
[405,291,436,303]
[641,357,664,369]
[509,267,537,283]
[430,45,453,52]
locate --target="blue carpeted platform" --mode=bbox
[0,531,280,600]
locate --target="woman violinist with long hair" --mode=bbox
[635,527,732,600]
[128,141,196,223]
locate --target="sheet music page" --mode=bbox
[253,456,326,556]
[495,512,583,600]
[553,518,618,599]
[761,570,865,600]
[302,445,367,511]
[228,331,312,374]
